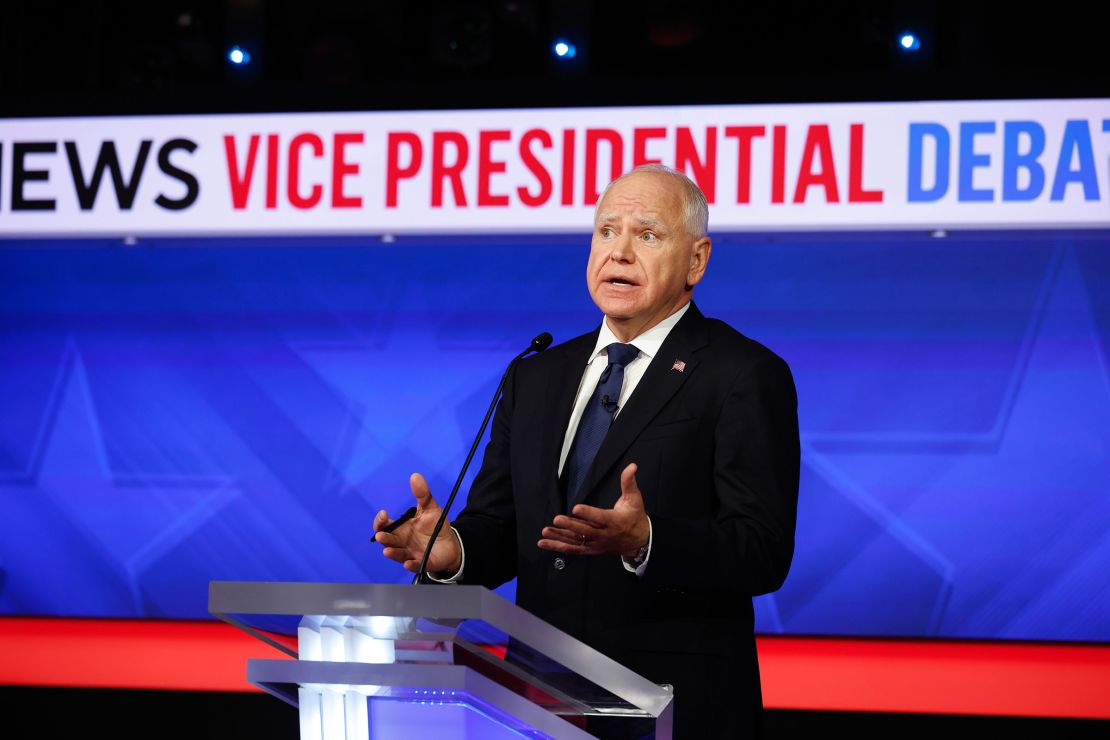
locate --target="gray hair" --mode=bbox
[594,163,709,238]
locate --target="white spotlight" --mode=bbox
[552,39,577,59]
[228,46,251,65]
[899,33,921,52]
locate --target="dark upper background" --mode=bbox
[0,0,1106,117]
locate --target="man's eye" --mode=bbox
[641,231,657,243]
[600,227,615,238]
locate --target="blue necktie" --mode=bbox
[564,342,641,509]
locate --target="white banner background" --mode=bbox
[1,98,1107,236]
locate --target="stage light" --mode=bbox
[228,46,251,65]
[898,32,921,52]
[552,39,576,59]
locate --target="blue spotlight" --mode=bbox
[552,39,577,59]
[898,32,921,52]
[228,46,251,65]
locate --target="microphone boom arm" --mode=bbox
[413,332,552,584]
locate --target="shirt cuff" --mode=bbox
[621,516,652,577]
[426,526,465,583]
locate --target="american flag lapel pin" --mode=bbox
[671,359,686,373]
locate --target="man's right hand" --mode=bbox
[374,473,463,578]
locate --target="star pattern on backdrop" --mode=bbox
[0,340,239,615]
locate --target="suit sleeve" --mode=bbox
[449,362,520,589]
[641,353,800,596]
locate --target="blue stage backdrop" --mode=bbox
[1,230,1108,642]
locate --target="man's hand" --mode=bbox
[538,463,650,557]
[374,473,463,576]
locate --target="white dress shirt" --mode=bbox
[558,301,690,473]
[431,301,691,582]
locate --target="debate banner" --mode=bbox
[1,98,1109,235]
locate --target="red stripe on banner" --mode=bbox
[0,617,292,692]
[757,635,1110,719]
[1,618,1109,718]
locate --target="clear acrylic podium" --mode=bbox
[209,581,674,739]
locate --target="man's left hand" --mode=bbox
[538,463,650,557]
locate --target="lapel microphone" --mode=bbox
[414,331,553,584]
[601,394,618,413]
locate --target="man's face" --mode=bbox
[587,172,710,339]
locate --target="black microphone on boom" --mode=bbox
[413,331,553,584]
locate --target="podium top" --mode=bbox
[209,581,673,718]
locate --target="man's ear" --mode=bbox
[685,236,712,290]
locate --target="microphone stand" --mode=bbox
[413,332,552,584]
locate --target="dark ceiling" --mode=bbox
[1,0,1105,117]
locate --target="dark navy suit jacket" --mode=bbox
[452,302,800,738]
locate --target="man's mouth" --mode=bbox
[607,277,637,286]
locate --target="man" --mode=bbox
[374,164,800,738]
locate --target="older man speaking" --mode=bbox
[374,164,800,738]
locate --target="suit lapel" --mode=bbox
[568,302,711,510]
[539,328,599,516]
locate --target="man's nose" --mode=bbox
[610,231,634,262]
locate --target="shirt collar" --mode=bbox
[587,301,692,366]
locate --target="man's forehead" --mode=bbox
[596,174,683,220]
[595,210,666,227]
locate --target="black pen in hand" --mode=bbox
[374,506,417,540]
